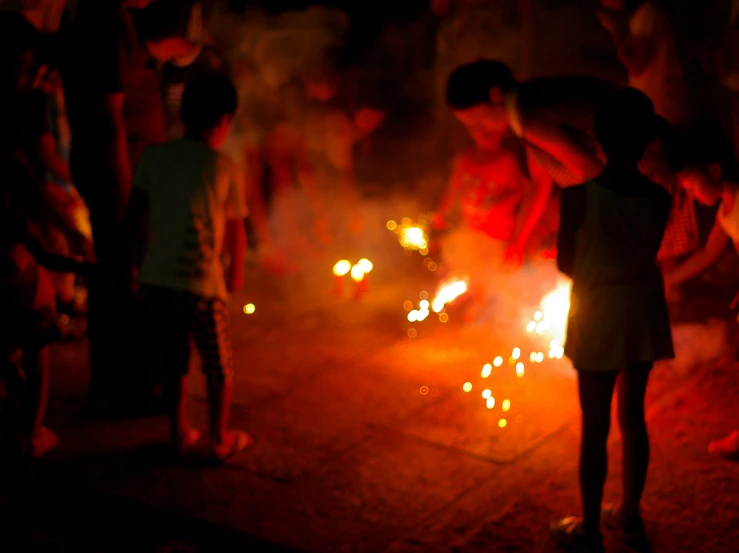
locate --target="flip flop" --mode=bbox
[211,431,253,463]
[550,516,604,553]
[601,503,649,550]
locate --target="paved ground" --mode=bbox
[1,204,739,552]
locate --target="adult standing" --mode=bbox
[598,0,698,298]
[61,0,167,413]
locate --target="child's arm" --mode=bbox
[556,185,586,278]
[225,163,249,293]
[37,132,71,183]
[507,148,553,260]
[664,217,730,287]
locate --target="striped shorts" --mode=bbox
[140,286,234,384]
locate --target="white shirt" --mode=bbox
[134,139,248,300]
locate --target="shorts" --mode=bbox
[140,286,234,384]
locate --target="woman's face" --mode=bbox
[677,166,722,206]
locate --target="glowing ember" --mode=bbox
[407,310,419,322]
[357,258,374,274]
[516,362,525,377]
[486,397,496,409]
[463,382,472,392]
[400,226,427,249]
[481,363,492,378]
[419,299,430,310]
[403,300,413,310]
[333,260,351,276]
[493,356,503,367]
[482,389,492,399]
[243,303,256,315]
[536,352,544,363]
[431,280,468,313]
[502,399,511,412]
[512,347,521,360]
[350,264,365,282]
[439,313,449,323]
[386,220,397,230]
[499,419,508,428]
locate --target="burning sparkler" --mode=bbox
[387,216,432,256]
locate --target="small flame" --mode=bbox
[243,303,255,315]
[357,258,374,274]
[350,264,365,282]
[333,260,351,276]
[431,279,468,313]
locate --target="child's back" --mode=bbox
[135,138,246,301]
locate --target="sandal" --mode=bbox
[602,503,649,549]
[550,516,604,553]
[708,430,739,460]
[174,428,208,459]
[211,430,253,463]
[30,427,59,459]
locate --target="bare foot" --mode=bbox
[211,430,253,462]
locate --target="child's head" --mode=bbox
[139,2,196,62]
[445,60,516,149]
[180,73,238,148]
[670,125,737,206]
[0,13,38,101]
[594,87,658,164]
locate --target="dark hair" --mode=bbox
[668,121,739,178]
[446,60,515,109]
[594,87,658,161]
[180,73,238,132]
[136,0,192,43]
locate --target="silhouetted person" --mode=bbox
[61,0,167,412]
[551,88,673,552]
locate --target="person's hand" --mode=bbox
[431,212,446,231]
[503,241,525,268]
[354,108,386,136]
[729,289,739,311]
[597,9,621,34]
[69,232,97,265]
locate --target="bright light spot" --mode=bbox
[431,279,468,313]
[529,352,537,362]
[482,389,491,399]
[403,300,413,311]
[386,220,397,231]
[420,291,429,300]
[529,278,571,352]
[407,310,419,323]
[493,356,503,367]
[350,264,365,282]
[499,419,508,428]
[526,321,536,332]
[419,299,430,310]
[407,328,418,338]
[486,397,496,409]
[439,313,449,323]
[516,363,525,377]
[463,382,472,392]
[502,399,511,412]
[512,347,521,360]
[243,303,256,314]
[535,352,545,363]
[420,386,429,395]
[357,258,373,273]
[417,309,430,321]
[481,363,492,378]
[333,260,351,276]
[400,226,426,250]
[534,311,543,321]
[419,248,429,256]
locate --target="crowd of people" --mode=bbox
[0,0,738,551]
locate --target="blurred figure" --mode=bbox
[552,89,672,553]
[127,73,251,461]
[62,0,167,413]
[139,0,227,139]
[0,12,92,458]
[598,0,690,127]
[665,129,739,460]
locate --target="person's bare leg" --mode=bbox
[170,375,191,447]
[617,363,652,526]
[24,346,58,457]
[207,378,233,445]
